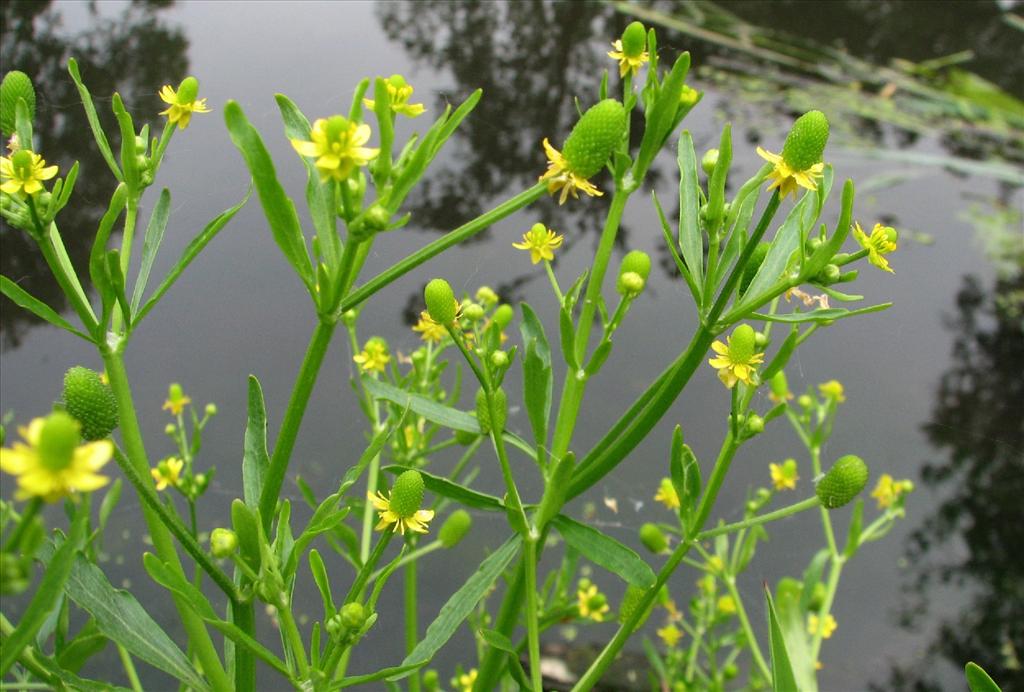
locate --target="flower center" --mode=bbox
[38,412,80,471]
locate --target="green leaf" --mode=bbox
[551,515,655,588]
[519,302,552,455]
[393,537,521,679]
[0,509,87,677]
[309,549,335,616]
[774,578,818,691]
[705,123,733,234]
[32,652,133,692]
[558,306,578,369]
[338,420,398,496]
[653,189,700,303]
[383,465,505,512]
[224,100,312,289]
[966,662,1002,692]
[56,618,109,674]
[89,184,128,318]
[283,498,350,579]
[45,549,209,690]
[242,375,270,509]
[750,302,892,323]
[131,188,171,311]
[111,93,139,189]
[765,584,800,692]
[635,51,690,178]
[677,132,704,292]
[67,58,122,181]
[134,188,250,325]
[799,550,829,614]
[480,628,516,653]
[843,499,864,558]
[0,275,92,342]
[363,377,478,432]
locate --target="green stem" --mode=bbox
[117,644,143,692]
[259,320,337,532]
[2,498,42,553]
[277,598,309,678]
[230,600,256,692]
[339,184,545,314]
[370,540,442,581]
[101,350,231,691]
[722,577,770,681]
[696,496,820,540]
[404,561,420,692]
[524,537,543,692]
[35,221,98,332]
[810,555,844,662]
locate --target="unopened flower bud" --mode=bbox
[798,394,813,409]
[164,423,176,436]
[617,250,651,296]
[340,602,367,631]
[475,286,498,306]
[62,366,119,441]
[424,279,457,324]
[422,670,440,692]
[816,454,869,509]
[210,528,238,558]
[205,403,218,416]
[492,304,514,330]
[561,99,627,179]
[390,470,426,518]
[819,263,841,284]
[745,414,764,436]
[753,332,769,349]
[438,509,472,548]
[781,110,830,172]
[365,204,390,231]
[490,350,509,369]
[701,148,719,176]
[639,523,668,554]
[341,309,358,327]
[462,302,484,322]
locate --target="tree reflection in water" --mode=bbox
[0,0,187,348]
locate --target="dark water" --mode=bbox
[1,1,1022,690]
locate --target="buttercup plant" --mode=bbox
[0,20,959,692]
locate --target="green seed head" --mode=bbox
[781,110,829,172]
[620,22,647,58]
[176,76,200,104]
[62,366,119,441]
[389,470,425,518]
[210,528,238,558]
[769,371,790,400]
[462,302,485,322]
[492,304,514,330]
[619,250,651,281]
[38,412,81,472]
[424,278,457,324]
[561,99,626,179]
[618,584,655,631]
[816,454,869,509]
[475,387,507,434]
[739,242,770,296]
[1,71,35,136]
[639,522,668,554]
[438,509,472,548]
[728,324,757,363]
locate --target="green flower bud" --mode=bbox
[62,367,119,441]
[365,204,390,231]
[797,394,813,409]
[424,278,457,324]
[639,523,668,554]
[438,509,472,548]
[256,569,285,605]
[819,263,841,284]
[164,423,176,436]
[341,309,358,327]
[38,412,81,471]
[390,470,426,518]
[1,71,35,136]
[619,584,655,631]
[739,242,770,296]
[462,302,485,322]
[422,670,440,692]
[617,250,651,296]
[701,148,719,177]
[340,602,367,631]
[620,22,647,58]
[176,77,200,105]
[492,304,514,330]
[205,403,218,416]
[475,286,499,306]
[806,236,823,253]
[210,528,238,558]
[454,428,479,445]
[490,350,509,369]
[816,454,869,509]
[724,663,739,679]
[475,387,507,434]
[754,331,769,349]
[745,414,764,436]
[807,582,827,611]
[781,110,829,172]
[561,99,626,179]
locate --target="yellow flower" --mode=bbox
[705,555,726,576]
[870,473,914,509]
[539,138,603,205]
[657,623,682,647]
[158,77,210,130]
[353,337,391,374]
[607,39,649,78]
[717,595,737,615]
[151,457,184,491]
[512,222,564,264]
[769,458,799,491]
[1,149,58,196]
[368,489,435,535]
[818,379,846,403]
[412,314,447,342]
[0,414,112,502]
[362,75,425,118]
[708,324,764,389]
[454,669,477,692]
[577,582,610,622]
[654,477,680,510]
[852,222,898,274]
[756,146,824,200]
[290,115,379,182]
[807,613,837,639]
[163,383,191,416]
